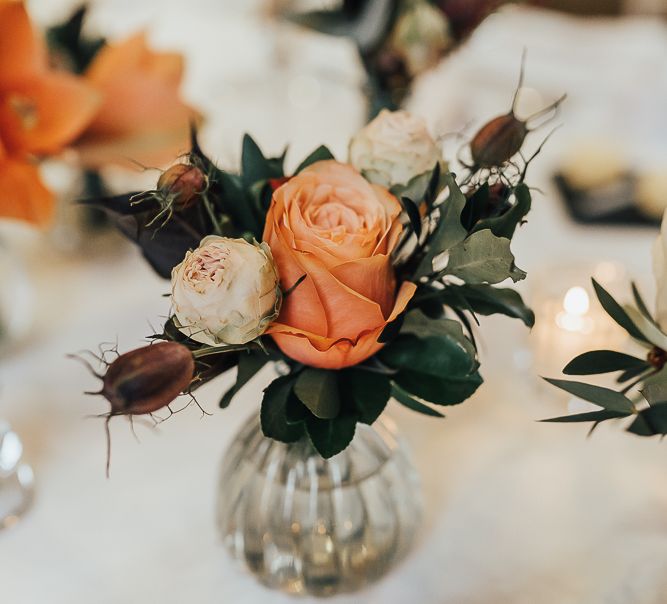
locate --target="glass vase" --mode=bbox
[216,413,422,597]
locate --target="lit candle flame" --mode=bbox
[556,286,593,333]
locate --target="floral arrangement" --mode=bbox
[79,77,562,471]
[545,213,667,436]
[0,2,193,227]
[283,0,506,113]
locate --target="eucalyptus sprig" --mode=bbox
[544,280,667,436]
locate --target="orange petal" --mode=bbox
[0,72,101,155]
[0,158,54,226]
[330,254,396,319]
[267,225,329,336]
[77,33,192,168]
[269,281,416,369]
[296,251,386,341]
[0,3,45,85]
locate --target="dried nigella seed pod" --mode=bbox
[470,54,566,168]
[157,163,206,209]
[73,341,196,476]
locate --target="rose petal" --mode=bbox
[269,281,416,369]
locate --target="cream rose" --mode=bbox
[349,109,441,188]
[171,236,281,345]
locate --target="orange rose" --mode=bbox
[74,33,196,169]
[0,2,100,225]
[263,160,416,369]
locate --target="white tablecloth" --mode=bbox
[4,3,667,602]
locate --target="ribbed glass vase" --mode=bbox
[216,413,422,597]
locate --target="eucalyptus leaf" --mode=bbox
[591,279,648,344]
[219,351,269,408]
[402,311,477,362]
[400,196,422,238]
[472,183,531,239]
[542,410,630,423]
[617,364,651,383]
[295,145,335,173]
[543,378,635,413]
[390,169,435,207]
[261,376,304,443]
[294,369,341,419]
[241,134,284,187]
[394,371,482,406]
[446,229,526,284]
[306,413,358,459]
[641,382,667,406]
[415,173,467,278]
[342,369,390,424]
[391,384,444,417]
[381,334,482,405]
[563,350,650,376]
[624,305,667,350]
[436,284,534,327]
[632,282,654,323]
[627,402,667,436]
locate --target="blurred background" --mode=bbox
[3,1,667,602]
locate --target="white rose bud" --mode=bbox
[349,109,441,188]
[171,236,281,346]
[653,210,667,331]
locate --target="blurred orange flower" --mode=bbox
[75,33,196,169]
[0,2,100,225]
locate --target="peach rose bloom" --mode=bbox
[263,160,416,369]
[0,2,100,225]
[75,33,195,169]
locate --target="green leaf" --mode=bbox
[261,376,304,443]
[390,168,436,207]
[438,284,534,327]
[543,378,635,413]
[624,305,667,350]
[391,384,444,417]
[640,382,667,406]
[342,369,391,424]
[461,183,490,231]
[218,171,258,235]
[393,370,482,406]
[219,351,269,408]
[294,369,341,419]
[241,134,284,188]
[591,279,648,344]
[400,196,422,238]
[241,134,268,186]
[416,173,468,278]
[402,311,477,362]
[472,183,531,239]
[632,282,654,322]
[627,402,667,436]
[295,145,335,173]
[563,350,650,376]
[377,311,405,344]
[306,413,357,459]
[446,229,526,284]
[542,410,630,423]
[381,334,482,405]
[382,333,477,377]
[617,364,651,383]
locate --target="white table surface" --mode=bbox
[4,3,667,602]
